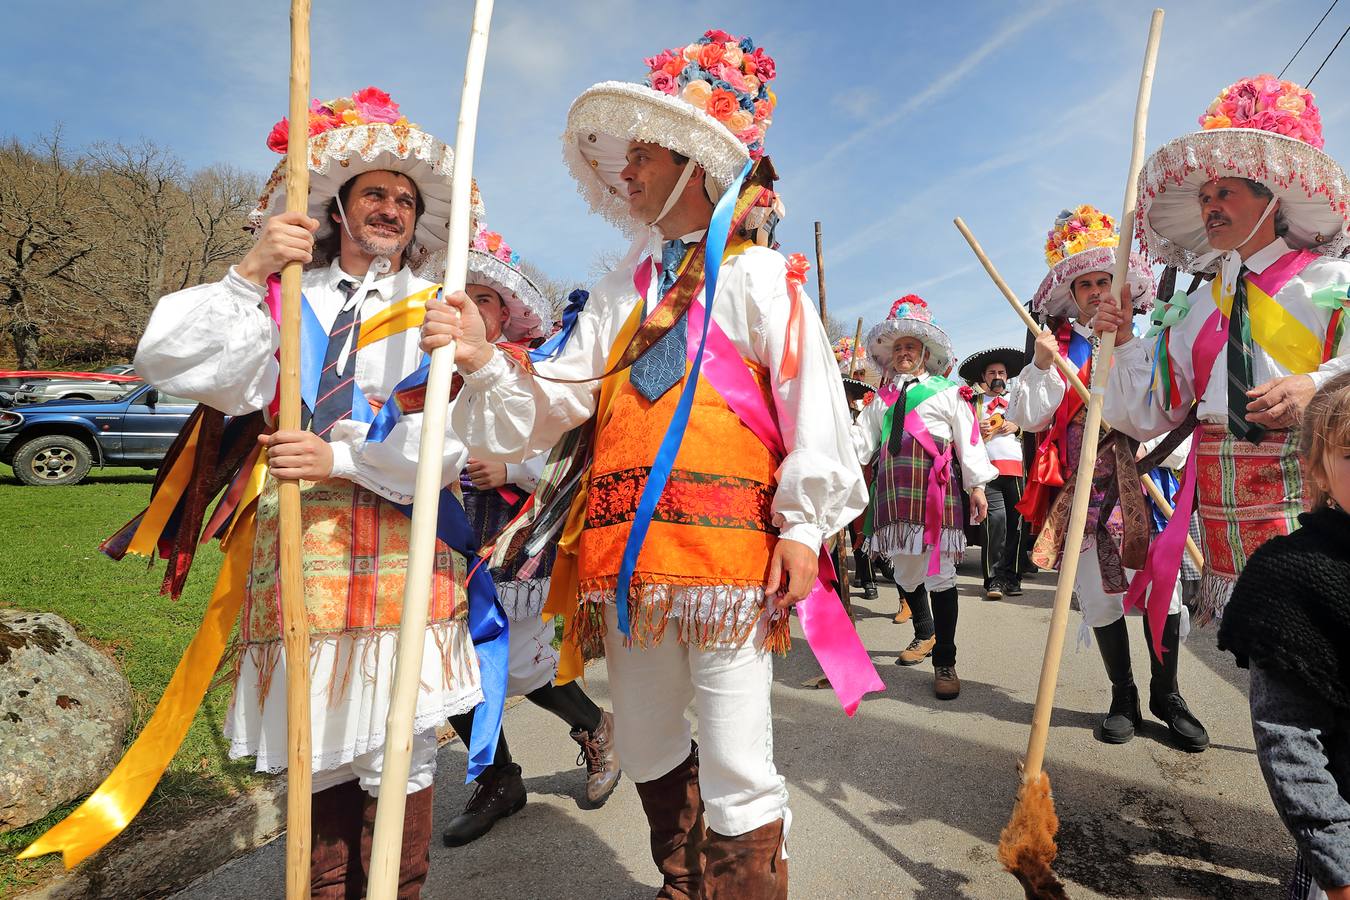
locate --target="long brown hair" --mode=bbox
[1299,369,1350,508]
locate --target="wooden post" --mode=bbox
[814,220,828,323]
[365,2,494,896]
[278,2,313,896]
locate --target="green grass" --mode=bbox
[0,465,259,892]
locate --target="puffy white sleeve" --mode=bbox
[850,393,886,466]
[1102,337,1190,440]
[327,416,467,505]
[951,392,999,490]
[450,273,630,463]
[1007,362,1066,433]
[742,251,867,551]
[506,453,546,493]
[133,267,279,416]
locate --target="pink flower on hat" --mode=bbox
[1199,74,1324,150]
[352,87,401,124]
[650,70,679,96]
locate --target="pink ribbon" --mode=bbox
[686,299,884,716]
[1125,308,1225,659]
[900,408,955,577]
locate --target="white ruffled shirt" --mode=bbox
[451,244,867,553]
[1104,236,1350,439]
[134,258,467,502]
[1006,321,1096,433]
[850,371,998,490]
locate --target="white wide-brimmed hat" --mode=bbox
[1031,205,1155,320]
[865,295,954,376]
[249,87,485,270]
[1137,74,1350,274]
[562,30,778,233]
[416,228,552,344]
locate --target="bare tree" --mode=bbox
[0,131,104,368]
[89,140,187,334]
[588,248,624,282]
[178,164,259,291]
[519,259,586,324]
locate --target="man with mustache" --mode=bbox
[851,296,994,699]
[1098,75,1350,629]
[958,347,1027,600]
[1010,205,1208,752]
[134,91,490,896]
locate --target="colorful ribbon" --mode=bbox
[684,297,883,715]
[613,159,754,639]
[1125,309,1226,660]
[529,289,591,363]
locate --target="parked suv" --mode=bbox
[13,374,141,405]
[0,383,195,485]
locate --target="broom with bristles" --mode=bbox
[980,10,1164,897]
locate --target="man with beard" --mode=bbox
[134,91,494,897]
[958,347,1027,600]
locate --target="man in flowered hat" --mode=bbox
[1099,75,1350,627]
[1010,205,1208,753]
[958,345,1028,600]
[852,295,995,699]
[133,90,493,895]
[416,230,621,847]
[423,30,866,896]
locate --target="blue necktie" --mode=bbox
[308,280,361,437]
[629,240,689,402]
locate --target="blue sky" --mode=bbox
[5,0,1349,364]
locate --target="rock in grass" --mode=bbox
[0,610,133,832]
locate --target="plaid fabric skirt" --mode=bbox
[865,429,964,560]
[1195,424,1307,625]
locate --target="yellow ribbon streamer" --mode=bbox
[125,415,203,558]
[1214,278,1323,375]
[355,284,441,351]
[543,298,644,684]
[20,459,267,868]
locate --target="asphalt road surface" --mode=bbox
[176,556,1290,899]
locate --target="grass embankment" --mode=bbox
[0,466,254,892]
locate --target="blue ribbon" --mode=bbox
[367,365,509,784]
[1065,329,1092,370]
[1144,466,1178,534]
[612,159,754,638]
[529,289,590,363]
[298,293,327,412]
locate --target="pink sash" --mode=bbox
[1125,309,1225,658]
[685,298,884,716]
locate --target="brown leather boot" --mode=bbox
[571,709,622,807]
[357,785,436,899]
[701,817,787,899]
[634,745,706,899]
[310,780,364,899]
[892,598,912,624]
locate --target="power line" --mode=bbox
[1308,22,1350,87]
[1281,0,1338,78]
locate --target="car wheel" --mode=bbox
[11,434,93,486]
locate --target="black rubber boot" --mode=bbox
[1144,613,1210,753]
[1093,618,1141,744]
[853,548,879,600]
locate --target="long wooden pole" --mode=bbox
[1022,8,1164,781]
[366,2,494,895]
[278,2,312,896]
[952,216,1203,569]
[850,316,864,378]
[814,220,828,322]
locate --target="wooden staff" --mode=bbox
[366,1,494,896]
[850,316,864,378]
[952,216,1203,569]
[278,1,312,896]
[815,220,828,322]
[996,11,1163,896]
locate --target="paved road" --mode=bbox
[176,556,1291,899]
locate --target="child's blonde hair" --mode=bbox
[1299,370,1350,509]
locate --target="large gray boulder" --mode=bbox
[0,610,133,832]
